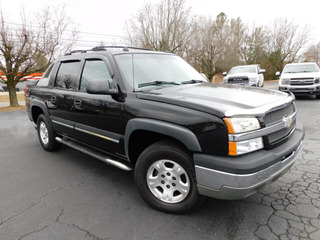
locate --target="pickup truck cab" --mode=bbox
[25,46,304,213]
[278,62,320,99]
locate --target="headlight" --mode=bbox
[249,77,258,82]
[224,117,260,134]
[229,137,263,155]
[280,78,290,85]
[223,77,228,83]
[315,78,320,83]
[224,117,263,155]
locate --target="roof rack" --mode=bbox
[91,46,153,51]
[64,50,87,55]
[65,46,153,56]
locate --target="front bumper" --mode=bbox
[279,84,320,95]
[194,124,304,200]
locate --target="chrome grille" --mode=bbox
[264,103,295,127]
[263,103,296,145]
[290,78,314,86]
[267,119,296,143]
[228,76,249,84]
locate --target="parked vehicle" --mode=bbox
[223,65,265,87]
[1,86,20,92]
[25,46,304,213]
[277,62,320,99]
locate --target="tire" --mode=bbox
[134,140,204,213]
[37,114,60,151]
[316,94,320,99]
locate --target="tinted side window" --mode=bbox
[55,61,80,90]
[80,60,112,92]
[37,64,54,87]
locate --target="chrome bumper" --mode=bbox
[195,140,303,200]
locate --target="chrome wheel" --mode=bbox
[39,121,49,145]
[146,159,190,203]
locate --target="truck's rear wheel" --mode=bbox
[37,114,60,151]
[134,140,204,213]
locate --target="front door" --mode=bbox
[72,57,125,156]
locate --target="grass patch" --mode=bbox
[0,92,25,102]
[0,105,26,112]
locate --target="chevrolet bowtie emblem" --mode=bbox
[283,115,293,128]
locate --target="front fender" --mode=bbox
[124,118,202,158]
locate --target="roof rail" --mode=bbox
[64,46,153,56]
[91,46,153,51]
[64,50,87,55]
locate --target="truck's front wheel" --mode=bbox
[134,140,204,213]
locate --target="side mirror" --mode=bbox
[86,79,118,95]
[259,69,266,74]
[275,71,281,76]
[222,72,227,76]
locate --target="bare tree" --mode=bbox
[266,18,309,71]
[189,15,222,81]
[190,13,247,80]
[0,6,78,107]
[125,0,195,57]
[216,16,245,72]
[302,42,320,63]
[241,25,267,65]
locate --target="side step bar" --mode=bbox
[55,137,133,171]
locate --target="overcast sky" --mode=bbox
[1,0,320,49]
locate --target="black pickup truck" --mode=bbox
[25,46,304,213]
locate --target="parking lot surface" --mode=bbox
[0,85,319,240]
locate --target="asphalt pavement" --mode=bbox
[0,83,320,240]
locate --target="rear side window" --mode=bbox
[55,61,80,90]
[80,59,113,92]
[37,64,54,87]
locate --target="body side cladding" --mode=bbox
[124,118,202,160]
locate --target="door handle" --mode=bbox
[74,99,82,109]
[50,96,57,104]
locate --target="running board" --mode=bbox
[55,137,133,171]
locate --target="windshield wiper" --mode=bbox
[181,79,206,84]
[138,81,180,88]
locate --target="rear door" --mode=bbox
[72,56,125,156]
[49,60,81,137]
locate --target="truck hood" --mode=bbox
[225,73,258,79]
[137,83,293,118]
[280,72,320,79]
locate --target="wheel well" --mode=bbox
[31,106,44,124]
[128,130,189,166]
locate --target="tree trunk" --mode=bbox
[8,85,19,107]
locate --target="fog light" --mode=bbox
[229,137,264,156]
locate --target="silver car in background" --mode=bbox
[223,64,265,87]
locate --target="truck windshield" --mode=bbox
[229,66,256,74]
[114,53,204,91]
[283,64,320,73]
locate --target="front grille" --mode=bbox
[228,76,249,84]
[267,119,296,143]
[290,78,314,86]
[263,103,296,145]
[264,103,295,127]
